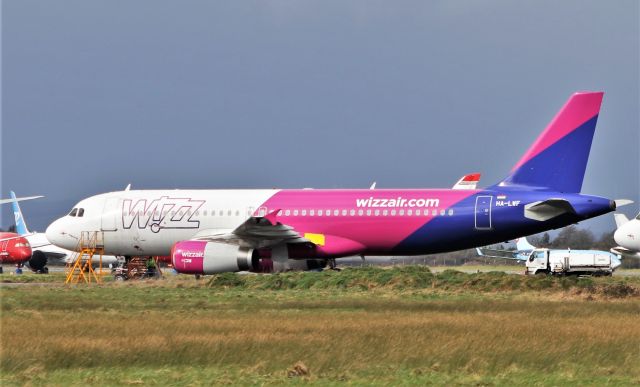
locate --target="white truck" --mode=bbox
[525,248,622,276]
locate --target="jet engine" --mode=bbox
[28,250,48,273]
[171,241,326,275]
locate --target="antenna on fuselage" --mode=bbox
[369,182,377,190]
[124,184,131,191]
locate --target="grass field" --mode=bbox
[2,267,640,386]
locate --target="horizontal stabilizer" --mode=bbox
[0,195,44,205]
[614,199,633,209]
[524,198,576,221]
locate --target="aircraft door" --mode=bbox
[474,195,493,230]
[101,197,120,231]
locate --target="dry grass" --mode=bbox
[2,269,640,385]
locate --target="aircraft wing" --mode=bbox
[192,209,308,248]
[610,246,640,258]
[476,247,527,261]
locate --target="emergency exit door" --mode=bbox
[475,196,493,230]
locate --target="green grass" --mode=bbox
[2,267,640,386]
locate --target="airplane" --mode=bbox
[0,194,45,273]
[45,91,631,276]
[611,211,640,258]
[10,191,120,267]
[0,232,33,274]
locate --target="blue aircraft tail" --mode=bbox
[10,191,30,235]
[498,92,604,193]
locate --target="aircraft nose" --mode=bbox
[613,226,624,246]
[46,218,73,249]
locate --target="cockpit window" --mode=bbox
[77,208,85,217]
[69,208,78,217]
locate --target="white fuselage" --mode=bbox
[614,214,640,256]
[46,190,279,256]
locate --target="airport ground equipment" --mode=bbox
[65,231,104,284]
[112,256,161,281]
[525,248,620,276]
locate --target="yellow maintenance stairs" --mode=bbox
[65,231,105,284]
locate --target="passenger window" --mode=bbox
[440,209,446,216]
[407,209,412,216]
[375,210,380,216]
[350,209,355,216]
[432,209,437,216]
[383,210,388,216]
[399,210,404,216]
[448,209,454,216]
[310,210,315,216]
[366,209,372,216]
[77,208,85,217]
[391,210,396,216]
[302,210,307,216]
[334,209,339,216]
[219,210,223,216]
[317,210,322,216]
[358,209,364,216]
[342,209,347,216]
[293,210,299,216]
[227,210,232,216]
[69,208,78,217]
[285,210,291,216]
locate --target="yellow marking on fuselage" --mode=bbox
[304,233,325,246]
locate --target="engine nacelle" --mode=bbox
[171,241,328,275]
[172,241,254,275]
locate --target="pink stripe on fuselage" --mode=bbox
[260,189,477,253]
[511,92,603,171]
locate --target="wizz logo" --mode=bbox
[122,196,205,233]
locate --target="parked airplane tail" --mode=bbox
[497,92,604,193]
[614,213,630,228]
[515,236,536,251]
[10,191,30,236]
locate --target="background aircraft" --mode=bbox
[476,237,536,262]
[0,194,44,273]
[45,92,630,276]
[612,211,640,258]
[10,191,120,267]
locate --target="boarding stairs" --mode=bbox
[65,231,105,284]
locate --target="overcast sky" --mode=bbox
[2,1,639,235]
